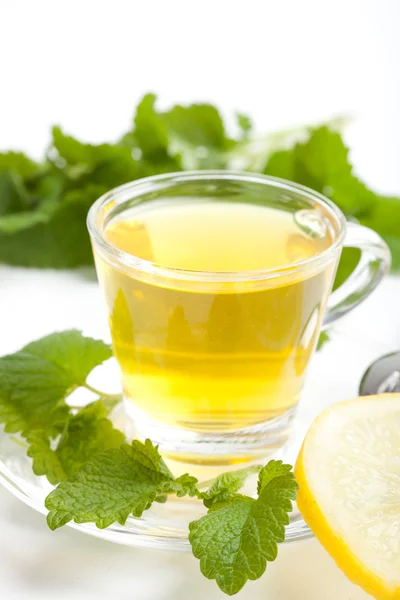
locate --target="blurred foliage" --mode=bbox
[0,93,398,277]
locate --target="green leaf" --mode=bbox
[26,430,66,484]
[200,465,261,508]
[134,93,169,158]
[52,126,113,164]
[23,330,112,386]
[51,127,139,188]
[170,473,200,498]
[264,126,376,215]
[383,234,400,271]
[132,93,182,173]
[189,460,298,596]
[294,126,351,185]
[28,401,124,485]
[164,103,230,150]
[45,439,196,529]
[334,247,361,290]
[256,460,294,494]
[317,331,330,351]
[0,330,111,435]
[264,125,400,276]
[263,148,294,180]
[0,184,105,267]
[163,103,233,169]
[132,94,234,170]
[0,151,39,178]
[0,171,31,215]
[236,113,252,138]
[56,401,125,480]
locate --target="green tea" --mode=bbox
[97,201,336,431]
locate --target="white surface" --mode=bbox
[0,268,399,600]
[0,0,399,597]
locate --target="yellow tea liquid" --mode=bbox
[98,201,336,431]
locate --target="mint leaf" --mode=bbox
[0,352,71,434]
[264,126,377,217]
[0,185,104,267]
[131,94,233,170]
[256,460,294,494]
[45,439,196,529]
[200,465,261,508]
[264,126,400,281]
[0,171,30,215]
[0,151,39,177]
[164,103,231,150]
[383,234,400,271]
[26,430,66,484]
[0,98,398,272]
[163,102,233,169]
[189,460,298,595]
[170,473,200,498]
[236,112,252,138]
[23,330,112,386]
[133,93,170,158]
[51,127,139,188]
[54,401,124,482]
[2,332,120,486]
[28,401,124,485]
[0,330,111,435]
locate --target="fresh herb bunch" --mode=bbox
[0,93,398,271]
[0,330,298,596]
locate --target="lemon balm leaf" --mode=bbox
[0,99,398,270]
[27,403,125,486]
[45,439,197,529]
[200,465,261,508]
[0,151,39,178]
[45,444,171,529]
[0,331,117,484]
[189,461,298,596]
[236,112,252,138]
[0,185,104,268]
[54,401,125,479]
[23,330,112,387]
[1,327,300,594]
[163,103,231,150]
[256,460,295,495]
[264,126,400,271]
[0,171,31,215]
[0,330,112,435]
[170,473,200,498]
[26,430,67,485]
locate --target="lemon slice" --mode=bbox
[295,394,400,600]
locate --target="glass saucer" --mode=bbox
[0,409,311,551]
[0,318,393,552]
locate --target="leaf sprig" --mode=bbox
[0,330,298,596]
[0,93,399,271]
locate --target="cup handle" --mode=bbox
[323,222,391,328]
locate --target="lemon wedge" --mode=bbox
[295,394,400,600]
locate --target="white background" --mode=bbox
[1,0,399,192]
[0,1,399,598]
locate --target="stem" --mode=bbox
[10,436,29,450]
[197,465,262,491]
[83,383,121,402]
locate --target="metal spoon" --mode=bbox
[359,351,400,395]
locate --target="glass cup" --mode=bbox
[87,171,390,465]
